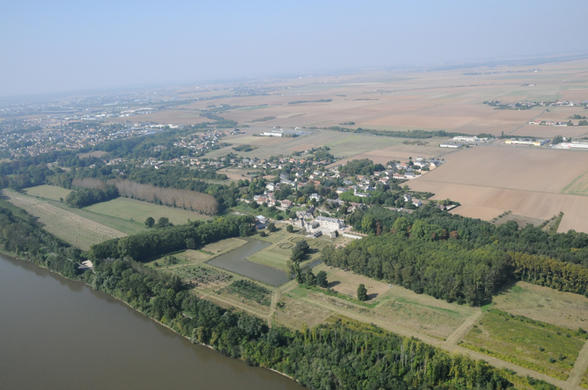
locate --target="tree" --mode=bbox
[156,217,171,228]
[145,216,155,228]
[286,224,294,233]
[316,270,328,288]
[267,222,277,232]
[357,284,368,301]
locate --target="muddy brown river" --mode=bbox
[0,254,302,390]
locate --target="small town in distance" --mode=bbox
[1,2,588,390]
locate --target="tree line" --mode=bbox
[90,214,256,262]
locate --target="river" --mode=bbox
[0,254,303,390]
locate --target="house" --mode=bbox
[255,215,268,229]
[309,193,321,202]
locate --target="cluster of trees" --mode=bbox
[322,234,513,305]
[0,200,557,390]
[90,215,255,262]
[350,205,588,267]
[144,217,172,228]
[65,185,119,208]
[339,159,380,176]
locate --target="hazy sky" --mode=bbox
[2,0,587,96]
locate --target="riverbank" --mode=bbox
[1,248,300,386]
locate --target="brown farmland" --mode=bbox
[409,145,588,232]
[111,59,588,138]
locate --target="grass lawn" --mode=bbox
[492,281,588,331]
[461,309,587,380]
[84,197,209,226]
[25,184,72,201]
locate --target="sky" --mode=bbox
[1,0,588,97]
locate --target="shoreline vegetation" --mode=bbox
[0,199,557,390]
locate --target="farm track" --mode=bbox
[296,293,574,389]
[566,340,588,389]
[443,309,482,347]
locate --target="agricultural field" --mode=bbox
[492,282,588,331]
[24,184,72,202]
[562,172,588,196]
[461,309,587,380]
[208,129,444,162]
[84,197,209,226]
[410,145,588,233]
[3,189,125,250]
[221,279,272,306]
[118,59,588,139]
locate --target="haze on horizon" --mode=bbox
[2,0,588,97]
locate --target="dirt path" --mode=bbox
[267,290,281,327]
[199,292,270,319]
[566,340,588,389]
[444,309,482,346]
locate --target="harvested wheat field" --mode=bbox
[410,144,588,232]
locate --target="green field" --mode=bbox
[3,189,126,250]
[148,238,248,269]
[462,309,587,380]
[25,184,72,201]
[492,281,588,331]
[84,197,209,226]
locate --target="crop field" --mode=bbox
[492,282,588,331]
[3,189,125,250]
[117,59,588,140]
[562,172,588,196]
[84,197,209,226]
[208,129,444,162]
[462,309,587,380]
[410,145,588,233]
[221,279,272,306]
[24,184,72,201]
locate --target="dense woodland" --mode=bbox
[320,205,588,302]
[0,200,556,390]
[350,205,588,266]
